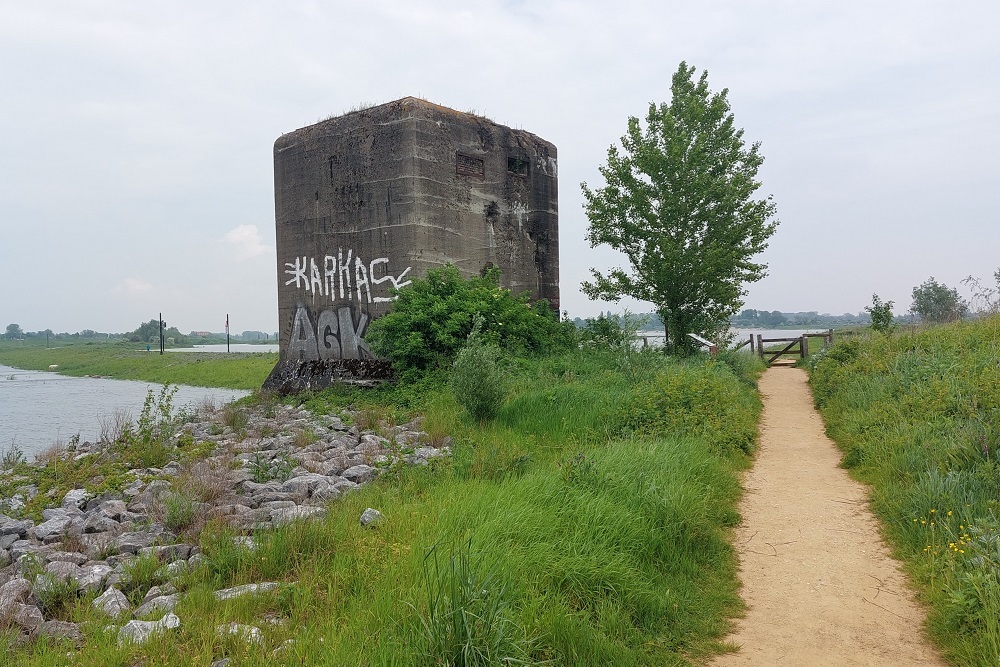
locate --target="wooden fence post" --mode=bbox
[757,334,764,358]
[801,335,809,358]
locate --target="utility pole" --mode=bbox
[159,313,164,355]
[226,314,230,353]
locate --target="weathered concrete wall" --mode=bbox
[270,97,559,366]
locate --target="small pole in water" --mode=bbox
[226,314,230,353]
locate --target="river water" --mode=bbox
[167,344,279,354]
[0,364,248,459]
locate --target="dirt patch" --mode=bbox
[712,367,946,666]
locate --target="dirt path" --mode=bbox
[711,367,946,666]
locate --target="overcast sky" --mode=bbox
[2,1,997,334]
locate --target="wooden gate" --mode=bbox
[750,331,834,366]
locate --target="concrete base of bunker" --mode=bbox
[262,359,394,395]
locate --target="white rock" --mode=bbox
[0,577,32,617]
[93,587,132,618]
[341,464,378,484]
[217,622,262,644]
[62,488,90,511]
[271,505,325,526]
[117,612,181,645]
[214,582,280,601]
[360,508,383,528]
[134,594,178,618]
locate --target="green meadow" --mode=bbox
[4,345,766,666]
[0,339,275,391]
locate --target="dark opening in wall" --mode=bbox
[507,156,529,176]
[456,153,485,178]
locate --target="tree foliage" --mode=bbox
[910,277,968,323]
[582,61,778,354]
[127,319,188,345]
[5,323,23,340]
[366,264,574,374]
[864,294,895,334]
[578,312,648,352]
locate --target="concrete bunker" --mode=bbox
[263,97,559,393]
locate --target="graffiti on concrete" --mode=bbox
[287,304,374,361]
[283,250,412,304]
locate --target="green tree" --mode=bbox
[864,293,895,333]
[910,277,968,323]
[581,61,778,354]
[128,319,188,346]
[128,319,162,343]
[5,323,23,339]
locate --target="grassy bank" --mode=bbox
[8,347,765,666]
[0,340,275,390]
[809,316,1000,666]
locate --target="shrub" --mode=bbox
[366,264,574,373]
[618,359,760,454]
[578,312,645,351]
[451,324,506,423]
[865,293,896,333]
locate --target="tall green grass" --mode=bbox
[9,347,765,666]
[810,316,1000,666]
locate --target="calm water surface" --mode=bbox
[167,344,279,354]
[0,364,247,458]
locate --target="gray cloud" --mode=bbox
[1,0,997,333]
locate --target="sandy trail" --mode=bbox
[711,367,946,666]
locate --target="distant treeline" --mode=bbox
[570,309,920,331]
[5,325,277,345]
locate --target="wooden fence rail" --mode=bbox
[753,330,834,366]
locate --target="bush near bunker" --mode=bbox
[452,322,506,423]
[366,264,574,374]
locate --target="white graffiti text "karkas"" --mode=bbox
[284,250,411,303]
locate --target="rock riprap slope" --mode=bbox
[0,401,446,647]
